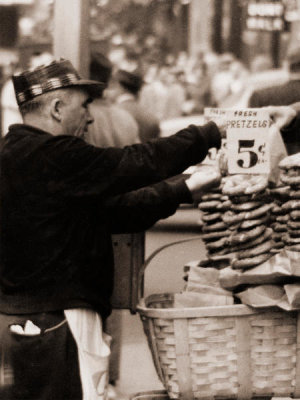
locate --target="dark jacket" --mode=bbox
[248,80,300,155]
[248,80,300,108]
[0,122,220,318]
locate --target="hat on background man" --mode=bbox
[89,52,113,86]
[116,69,144,95]
[13,58,105,107]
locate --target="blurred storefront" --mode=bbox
[0,1,300,77]
[206,0,300,68]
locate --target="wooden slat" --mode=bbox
[173,319,193,400]
[235,316,252,400]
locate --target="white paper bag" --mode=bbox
[65,309,112,400]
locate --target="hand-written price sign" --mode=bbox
[226,109,271,174]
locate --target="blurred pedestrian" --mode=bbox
[86,52,140,147]
[249,46,300,108]
[0,58,227,399]
[249,45,300,154]
[113,68,160,141]
[86,52,141,396]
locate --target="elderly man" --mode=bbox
[0,58,229,399]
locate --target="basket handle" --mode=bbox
[137,235,203,305]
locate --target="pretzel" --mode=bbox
[206,237,229,251]
[244,179,268,195]
[220,195,229,202]
[271,203,286,215]
[282,200,300,211]
[244,203,272,220]
[280,174,300,186]
[207,252,237,262]
[228,225,266,245]
[268,186,290,197]
[223,204,271,226]
[279,153,300,170]
[202,221,228,233]
[222,174,268,196]
[198,200,222,211]
[230,195,253,204]
[276,214,290,223]
[201,212,222,223]
[286,244,300,252]
[287,220,300,230]
[201,193,222,201]
[270,248,282,254]
[274,241,284,249]
[207,246,231,256]
[201,230,231,241]
[231,252,272,270]
[272,232,284,241]
[239,215,269,230]
[229,228,272,252]
[290,190,300,199]
[282,233,300,245]
[237,239,274,259]
[231,201,262,212]
[290,210,300,220]
[223,210,246,225]
[288,229,300,237]
[216,199,232,211]
[271,222,288,232]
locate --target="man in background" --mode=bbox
[249,46,300,108]
[249,46,300,155]
[86,53,142,397]
[86,52,140,147]
[112,68,160,142]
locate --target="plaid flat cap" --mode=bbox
[13,58,105,106]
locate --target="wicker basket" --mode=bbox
[136,238,300,400]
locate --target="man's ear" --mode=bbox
[50,98,62,122]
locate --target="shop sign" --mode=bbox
[246,1,286,31]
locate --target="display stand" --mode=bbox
[111,232,145,313]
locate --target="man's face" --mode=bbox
[60,89,94,138]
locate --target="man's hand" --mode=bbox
[185,169,221,202]
[264,105,297,129]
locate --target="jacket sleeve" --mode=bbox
[280,112,300,152]
[44,121,221,199]
[103,179,193,233]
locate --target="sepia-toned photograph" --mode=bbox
[0,0,300,399]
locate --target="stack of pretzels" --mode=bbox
[268,186,290,252]
[221,174,274,270]
[277,154,300,252]
[198,187,232,260]
[198,174,276,270]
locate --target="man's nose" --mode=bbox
[87,109,94,125]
